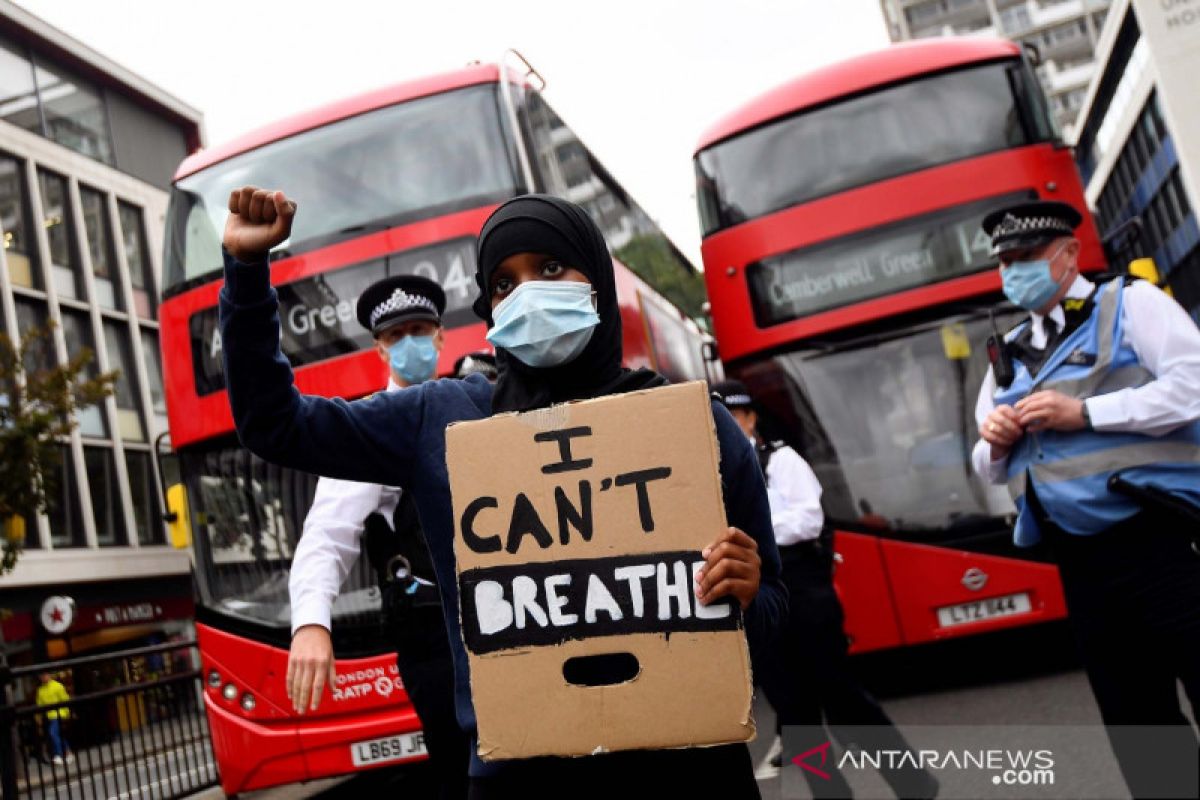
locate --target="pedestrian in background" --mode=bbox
[714,381,937,799]
[35,672,73,765]
[286,274,469,799]
[219,187,786,797]
[973,200,1200,797]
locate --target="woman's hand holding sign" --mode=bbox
[223,185,296,263]
[696,527,761,610]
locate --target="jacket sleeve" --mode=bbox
[219,250,421,487]
[711,402,787,662]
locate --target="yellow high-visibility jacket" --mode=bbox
[36,679,71,720]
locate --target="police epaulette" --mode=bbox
[1088,271,1139,287]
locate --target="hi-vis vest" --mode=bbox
[994,279,1200,545]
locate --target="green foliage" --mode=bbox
[0,322,115,575]
[614,234,709,323]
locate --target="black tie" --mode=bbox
[1043,316,1061,352]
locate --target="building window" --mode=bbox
[58,308,108,438]
[46,445,87,548]
[80,187,121,310]
[12,297,52,374]
[140,329,167,433]
[32,56,115,165]
[84,446,126,546]
[125,450,164,546]
[0,154,39,289]
[1000,5,1031,35]
[102,321,145,441]
[118,202,155,318]
[38,170,84,301]
[0,36,40,137]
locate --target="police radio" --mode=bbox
[987,309,1016,389]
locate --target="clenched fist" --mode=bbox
[223,186,296,263]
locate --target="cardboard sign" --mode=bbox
[446,381,755,760]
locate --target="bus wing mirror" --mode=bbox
[166,484,192,550]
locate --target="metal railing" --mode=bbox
[1,640,218,800]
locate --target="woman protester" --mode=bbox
[220,186,786,797]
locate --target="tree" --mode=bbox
[0,323,115,575]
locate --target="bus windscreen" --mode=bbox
[163,84,519,293]
[182,441,384,651]
[746,309,1023,536]
[695,60,1049,235]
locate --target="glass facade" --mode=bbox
[1091,93,1199,315]
[0,149,167,551]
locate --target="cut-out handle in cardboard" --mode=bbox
[563,653,641,686]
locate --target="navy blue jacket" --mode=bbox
[219,252,786,775]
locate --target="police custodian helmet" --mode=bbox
[355,275,447,337]
[981,200,1083,257]
[711,379,755,411]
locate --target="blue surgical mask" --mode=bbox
[485,281,600,368]
[1001,244,1069,311]
[388,334,438,384]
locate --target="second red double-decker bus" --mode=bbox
[159,55,710,795]
[693,39,1106,654]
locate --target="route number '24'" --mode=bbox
[411,252,475,304]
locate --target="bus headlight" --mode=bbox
[240,693,256,712]
[207,670,221,688]
[222,683,238,701]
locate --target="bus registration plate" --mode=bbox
[936,592,1031,628]
[350,731,427,767]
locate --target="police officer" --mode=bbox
[287,274,468,799]
[714,381,937,800]
[972,200,1200,797]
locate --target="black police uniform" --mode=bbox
[353,276,468,798]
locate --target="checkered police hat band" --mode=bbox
[370,288,438,328]
[991,213,1074,239]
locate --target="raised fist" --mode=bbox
[223,186,296,263]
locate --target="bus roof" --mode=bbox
[694,38,1022,153]
[174,62,506,180]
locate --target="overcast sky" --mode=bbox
[14,0,890,265]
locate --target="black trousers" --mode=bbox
[465,743,761,799]
[758,541,936,800]
[391,599,471,800]
[1047,509,1200,799]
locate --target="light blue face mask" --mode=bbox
[485,281,600,368]
[1001,243,1069,311]
[388,334,438,384]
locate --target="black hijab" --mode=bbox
[474,194,666,413]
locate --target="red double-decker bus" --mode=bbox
[693,39,1106,654]
[159,55,709,795]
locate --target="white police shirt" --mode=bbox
[759,439,826,546]
[288,380,402,634]
[972,275,1200,484]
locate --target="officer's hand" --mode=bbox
[980,404,1024,459]
[223,186,296,263]
[286,624,336,715]
[696,527,761,610]
[1014,390,1087,433]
